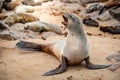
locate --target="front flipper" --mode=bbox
[43,56,67,76]
[84,56,111,69]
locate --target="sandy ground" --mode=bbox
[0,0,120,80]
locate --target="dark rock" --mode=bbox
[0,0,4,12]
[109,7,120,21]
[0,21,7,29]
[100,25,120,34]
[83,18,99,27]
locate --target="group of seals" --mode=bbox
[85,0,120,15]
[16,13,111,76]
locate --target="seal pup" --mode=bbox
[15,5,34,13]
[3,13,39,26]
[16,13,111,76]
[98,0,120,15]
[24,21,63,34]
[86,3,104,13]
[22,0,52,6]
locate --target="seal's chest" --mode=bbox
[63,44,88,65]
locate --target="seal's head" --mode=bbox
[62,13,83,31]
[4,17,15,26]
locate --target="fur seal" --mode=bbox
[15,5,34,13]
[86,3,102,13]
[16,13,111,76]
[3,13,39,26]
[98,0,120,15]
[24,21,63,34]
[22,0,52,6]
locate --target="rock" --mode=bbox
[97,11,112,21]
[109,7,120,21]
[83,18,99,27]
[0,0,4,12]
[61,0,79,3]
[109,62,120,71]
[0,31,13,40]
[15,5,34,13]
[100,25,120,34]
[41,31,59,40]
[107,53,120,62]
[80,0,108,4]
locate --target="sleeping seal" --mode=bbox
[16,13,111,76]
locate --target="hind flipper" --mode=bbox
[43,56,67,76]
[16,41,41,51]
[84,56,111,69]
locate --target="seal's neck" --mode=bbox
[67,23,87,42]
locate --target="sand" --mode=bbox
[0,0,120,80]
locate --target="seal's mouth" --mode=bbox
[62,15,68,26]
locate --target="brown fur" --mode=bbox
[104,0,119,7]
[0,14,7,20]
[3,13,39,26]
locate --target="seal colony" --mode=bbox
[16,13,111,76]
